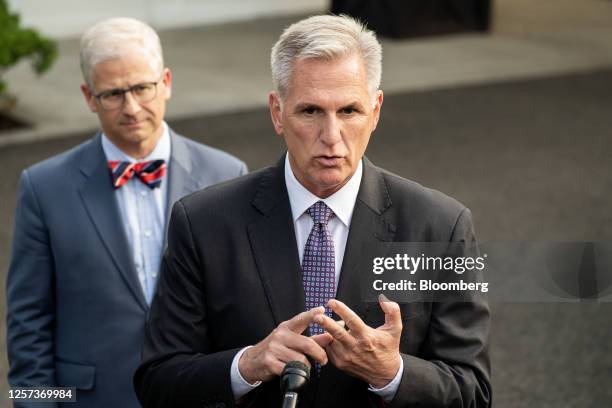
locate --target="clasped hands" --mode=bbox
[239,295,402,388]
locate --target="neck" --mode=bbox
[122,140,158,160]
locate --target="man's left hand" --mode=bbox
[313,295,402,388]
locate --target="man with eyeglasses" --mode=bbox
[6,17,247,407]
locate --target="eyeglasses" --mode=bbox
[93,79,162,110]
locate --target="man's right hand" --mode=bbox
[238,307,332,383]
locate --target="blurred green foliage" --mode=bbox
[0,0,57,95]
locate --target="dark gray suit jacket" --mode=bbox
[135,155,491,408]
[6,130,247,408]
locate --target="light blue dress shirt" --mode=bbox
[101,122,171,304]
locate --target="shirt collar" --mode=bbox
[284,153,363,227]
[101,121,171,163]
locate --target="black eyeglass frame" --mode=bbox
[92,75,164,110]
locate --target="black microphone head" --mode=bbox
[281,361,310,393]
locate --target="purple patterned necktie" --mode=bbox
[302,201,336,336]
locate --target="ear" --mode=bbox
[371,90,383,132]
[269,91,283,136]
[81,83,98,113]
[161,68,172,100]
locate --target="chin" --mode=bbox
[319,167,350,182]
[313,176,349,195]
[125,129,152,143]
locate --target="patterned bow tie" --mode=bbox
[108,159,166,189]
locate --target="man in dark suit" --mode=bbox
[6,17,246,408]
[135,15,490,407]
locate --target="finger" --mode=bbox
[276,346,312,370]
[311,332,334,348]
[324,332,348,367]
[311,321,344,347]
[284,306,325,333]
[241,343,291,380]
[324,336,341,361]
[269,358,289,377]
[314,313,356,348]
[282,331,329,365]
[327,299,367,335]
[378,294,402,332]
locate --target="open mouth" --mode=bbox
[315,156,343,166]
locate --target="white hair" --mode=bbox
[80,17,164,88]
[271,14,382,101]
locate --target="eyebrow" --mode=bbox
[95,79,159,94]
[293,101,364,112]
[340,102,364,111]
[293,102,320,111]
[101,83,147,91]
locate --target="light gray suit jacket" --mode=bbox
[6,129,247,407]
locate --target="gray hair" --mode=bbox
[271,14,382,100]
[80,17,164,88]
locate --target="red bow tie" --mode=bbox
[108,160,166,189]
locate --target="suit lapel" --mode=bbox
[246,156,397,403]
[165,130,199,245]
[336,158,396,309]
[247,156,305,327]
[317,157,396,405]
[77,134,149,312]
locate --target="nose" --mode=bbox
[123,91,142,115]
[319,114,342,146]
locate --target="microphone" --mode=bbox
[280,361,310,408]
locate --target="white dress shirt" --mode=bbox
[230,154,403,402]
[101,122,170,304]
